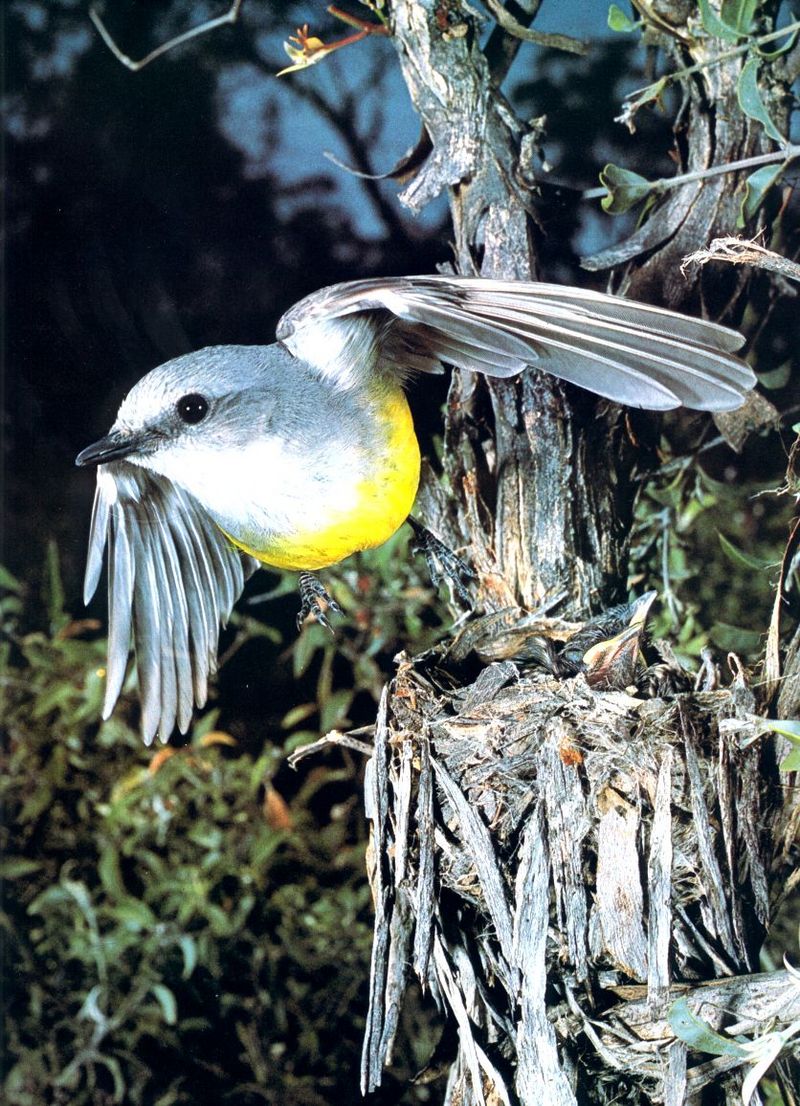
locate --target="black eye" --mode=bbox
[176,393,209,424]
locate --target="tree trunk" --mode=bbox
[360,2,799,1103]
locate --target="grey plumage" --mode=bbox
[278,276,754,409]
[77,276,757,743]
[85,466,258,741]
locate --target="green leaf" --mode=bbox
[709,622,763,653]
[191,708,221,742]
[19,783,54,824]
[737,58,785,142]
[319,688,354,733]
[0,564,24,593]
[761,719,800,745]
[61,877,99,924]
[720,0,759,34]
[668,997,749,1056]
[738,161,786,227]
[698,0,740,41]
[283,729,320,753]
[599,163,656,214]
[757,359,792,390]
[0,594,23,618]
[292,624,322,678]
[780,747,800,772]
[717,531,772,570]
[112,898,158,930]
[608,4,636,32]
[0,856,44,878]
[151,983,178,1025]
[178,934,198,979]
[98,845,128,901]
[756,25,799,59]
[281,701,318,730]
[617,76,669,128]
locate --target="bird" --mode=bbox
[444,590,657,690]
[75,275,756,743]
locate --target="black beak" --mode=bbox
[75,430,137,467]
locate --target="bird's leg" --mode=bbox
[407,516,475,604]
[296,572,342,632]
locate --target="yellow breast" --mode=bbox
[225,384,420,571]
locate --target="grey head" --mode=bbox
[75,345,296,472]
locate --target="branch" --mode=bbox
[582,145,800,203]
[89,1,244,71]
[481,0,587,55]
[682,237,800,284]
[287,728,375,768]
[619,18,800,120]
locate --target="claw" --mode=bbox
[408,516,475,604]
[296,572,341,632]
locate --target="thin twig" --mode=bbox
[481,0,587,55]
[682,238,800,284]
[582,145,800,201]
[624,18,800,102]
[287,728,375,768]
[89,0,244,71]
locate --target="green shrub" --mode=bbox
[1,550,436,1105]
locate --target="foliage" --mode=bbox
[1,550,439,1106]
[629,444,790,664]
[601,6,799,223]
[221,524,453,748]
[669,977,800,1106]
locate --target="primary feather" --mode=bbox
[278,276,755,410]
[85,465,258,744]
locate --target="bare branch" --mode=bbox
[287,728,375,768]
[89,1,244,72]
[682,237,800,284]
[481,0,587,55]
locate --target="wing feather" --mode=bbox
[103,501,134,713]
[276,275,755,411]
[83,463,258,744]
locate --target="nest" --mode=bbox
[353,641,798,1106]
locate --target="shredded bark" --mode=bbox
[359,649,793,1104]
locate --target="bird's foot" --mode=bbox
[296,572,342,632]
[408,516,475,604]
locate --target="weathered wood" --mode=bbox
[357,1,798,1102]
[647,750,674,1011]
[391,0,637,615]
[360,688,392,1095]
[513,804,578,1106]
[359,649,790,1103]
[412,728,435,983]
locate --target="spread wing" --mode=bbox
[84,464,259,744]
[276,275,755,411]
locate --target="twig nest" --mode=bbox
[362,648,783,1105]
